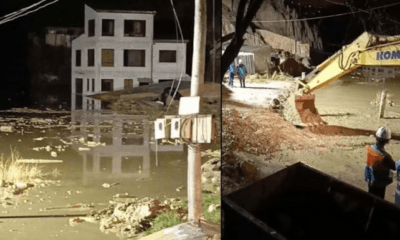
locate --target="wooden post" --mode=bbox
[378,89,387,119]
[187,0,206,223]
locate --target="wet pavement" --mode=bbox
[0,109,189,239]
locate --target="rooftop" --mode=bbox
[153,39,189,43]
[87,3,156,15]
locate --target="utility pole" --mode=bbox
[187,0,207,223]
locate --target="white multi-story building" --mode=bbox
[71,5,189,110]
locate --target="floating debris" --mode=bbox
[0,126,14,132]
[102,183,120,188]
[17,159,63,164]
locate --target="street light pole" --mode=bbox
[187,0,207,223]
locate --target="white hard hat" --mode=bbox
[376,126,391,139]
[238,59,243,64]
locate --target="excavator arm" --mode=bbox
[284,32,400,126]
[304,32,400,93]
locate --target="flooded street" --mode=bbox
[0,109,190,239]
[314,76,400,133]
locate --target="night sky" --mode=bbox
[284,0,400,52]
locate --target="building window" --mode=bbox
[75,78,83,110]
[101,101,112,110]
[139,82,150,86]
[88,49,95,66]
[159,79,174,83]
[124,50,145,67]
[75,50,81,66]
[87,78,90,91]
[101,49,114,67]
[124,20,146,37]
[102,19,114,36]
[101,79,114,92]
[86,155,93,171]
[159,50,177,63]
[88,19,95,37]
[92,79,95,92]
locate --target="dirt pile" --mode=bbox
[222,108,318,156]
[70,195,187,238]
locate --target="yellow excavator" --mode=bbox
[284,32,400,126]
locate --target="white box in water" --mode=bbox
[154,119,166,140]
[179,96,200,115]
[171,118,181,139]
[192,115,212,143]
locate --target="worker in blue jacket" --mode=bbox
[237,59,247,88]
[365,126,396,199]
[228,62,235,87]
[395,159,400,205]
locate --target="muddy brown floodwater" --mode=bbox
[0,110,190,239]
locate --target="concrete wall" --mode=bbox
[84,5,154,43]
[257,29,310,58]
[152,42,188,83]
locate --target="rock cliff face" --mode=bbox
[222,0,323,50]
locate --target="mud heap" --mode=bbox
[222,108,318,156]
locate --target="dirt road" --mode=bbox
[222,78,400,203]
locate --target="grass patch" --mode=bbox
[202,185,221,224]
[181,197,188,208]
[145,211,183,236]
[143,186,220,236]
[0,148,59,184]
[0,149,43,183]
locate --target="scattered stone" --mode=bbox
[208,204,217,213]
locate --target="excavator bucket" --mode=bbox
[282,93,327,126]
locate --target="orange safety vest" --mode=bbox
[366,145,385,168]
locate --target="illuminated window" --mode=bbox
[101,49,114,67]
[124,20,146,37]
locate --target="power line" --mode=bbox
[324,0,400,25]
[222,1,400,23]
[164,0,186,115]
[0,0,59,26]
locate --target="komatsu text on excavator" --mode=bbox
[283,32,400,126]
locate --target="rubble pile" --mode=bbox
[110,99,172,119]
[0,114,70,134]
[72,195,187,238]
[201,155,221,193]
[0,179,60,209]
[0,108,70,114]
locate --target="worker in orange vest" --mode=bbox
[364,126,396,199]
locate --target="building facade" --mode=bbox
[71,5,189,111]
[46,27,84,48]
